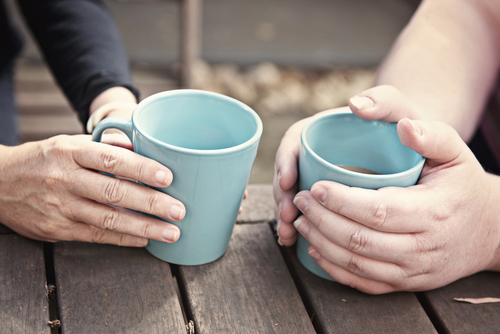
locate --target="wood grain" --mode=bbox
[237,184,275,224]
[420,271,500,334]
[179,223,315,333]
[0,235,49,333]
[282,246,437,334]
[53,242,186,334]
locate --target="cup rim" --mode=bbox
[131,89,263,155]
[301,112,426,178]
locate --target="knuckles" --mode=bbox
[97,149,120,174]
[102,206,122,231]
[367,201,388,229]
[103,178,125,204]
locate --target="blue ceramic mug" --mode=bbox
[297,112,425,280]
[92,89,263,265]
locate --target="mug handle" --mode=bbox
[91,117,134,143]
[91,117,135,178]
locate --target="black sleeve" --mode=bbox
[16,0,140,128]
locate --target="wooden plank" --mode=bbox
[19,114,83,136]
[178,223,315,333]
[0,235,49,333]
[237,184,275,224]
[53,242,186,334]
[282,246,437,334]
[420,271,500,334]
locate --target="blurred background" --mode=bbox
[6,0,419,183]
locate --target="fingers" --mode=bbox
[69,168,185,222]
[397,118,472,165]
[73,141,173,189]
[308,182,427,233]
[348,85,421,122]
[273,108,350,244]
[60,221,151,247]
[293,214,416,286]
[274,187,298,246]
[294,190,428,261]
[68,199,180,243]
[100,132,134,151]
[307,247,397,294]
[274,119,306,192]
[273,119,307,244]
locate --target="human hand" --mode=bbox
[0,134,186,247]
[292,117,500,294]
[274,85,426,246]
[273,107,351,246]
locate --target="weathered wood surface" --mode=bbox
[5,183,500,333]
[53,242,186,334]
[0,235,49,333]
[281,246,438,334]
[237,184,275,224]
[421,271,500,334]
[178,223,316,333]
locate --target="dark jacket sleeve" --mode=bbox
[16,0,140,128]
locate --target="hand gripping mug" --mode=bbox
[92,90,263,265]
[297,112,425,280]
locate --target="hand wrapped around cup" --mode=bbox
[297,113,425,280]
[92,89,263,265]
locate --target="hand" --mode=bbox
[292,118,500,294]
[274,85,424,246]
[0,134,186,247]
[273,107,351,246]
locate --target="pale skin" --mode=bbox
[0,87,186,247]
[274,0,500,293]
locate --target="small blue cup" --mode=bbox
[297,112,425,280]
[92,89,263,265]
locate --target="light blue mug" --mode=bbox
[92,89,263,265]
[297,112,425,280]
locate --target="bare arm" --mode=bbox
[375,0,500,141]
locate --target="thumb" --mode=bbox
[397,118,470,165]
[349,85,420,122]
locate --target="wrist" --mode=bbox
[89,86,137,114]
[87,86,138,133]
[86,101,137,134]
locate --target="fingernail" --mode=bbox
[169,204,184,221]
[409,119,423,136]
[308,248,320,261]
[311,185,327,204]
[155,170,170,186]
[277,170,282,188]
[137,237,148,247]
[278,201,283,220]
[350,96,375,110]
[162,228,179,242]
[294,217,310,237]
[277,237,284,246]
[276,219,282,233]
[293,196,309,212]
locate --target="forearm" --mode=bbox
[17,0,139,125]
[376,0,500,141]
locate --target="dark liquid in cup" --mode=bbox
[337,165,381,175]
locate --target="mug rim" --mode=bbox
[301,112,425,179]
[131,89,263,155]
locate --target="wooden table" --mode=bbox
[1,184,499,333]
